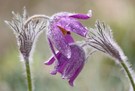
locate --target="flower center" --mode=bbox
[58,26,70,35]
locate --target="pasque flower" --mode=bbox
[47,10,92,58]
[18,10,91,87]
[44,11,91,86]
[45,44,86,86]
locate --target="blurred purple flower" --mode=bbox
[47,10,92,58]
[45,44,86,86]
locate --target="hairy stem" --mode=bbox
[24,15,50,27]
[24,57,32,91]
[120,60,135,91]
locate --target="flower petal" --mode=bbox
[57,17,88,37]
[64,34,74,43]
[69,10,92,19]
[61,44,85,80]
[45,44,86,86]
[58,61,67,74]
[47,27,71,58]
[68,64,84,86]
[69,14,90,19]
[49,52,61,75]
[50,59,59,75]
[44,52,61,65]
[44,56,55,65]
[57,44,85,86]
[47,38,57,57]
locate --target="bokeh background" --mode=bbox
[0,0,135,91]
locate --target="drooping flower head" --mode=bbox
[45,44,86,86]
[47,10,92,58]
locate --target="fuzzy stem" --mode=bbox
[120,60,135,91]
[24,57,32,91]
[24,15,50,27]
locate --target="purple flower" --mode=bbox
[47,11,92,58]
[45,44,86,86]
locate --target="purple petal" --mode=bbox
[45,52,63,75]
[69,14,90,19]
[57,44,85,86]
[47,38,57,57]
[57,17,88,37]
[64,34,74,43]
[44,52,61,65]
[47,27,71,58]
[44,56,55,65]
[58,61,67,74]
[68,64,84,86]
[45,44,86,86]
[50,58,60,75]
[69,10,92,19]
[56,54,68,74]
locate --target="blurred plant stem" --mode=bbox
[24,57,32,91]
[120,60,135,91]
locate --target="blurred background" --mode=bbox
[0,0,135,91]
